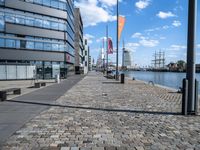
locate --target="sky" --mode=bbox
[75,0,200,67]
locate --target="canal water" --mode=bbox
[124,71,200,93]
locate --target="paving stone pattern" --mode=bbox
[2,72,200,150]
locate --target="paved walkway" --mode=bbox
[2,72,200,150]
[0,75,84,145]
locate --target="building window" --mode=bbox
[52,43,58,51]
[16,40,20,48]
[25,17,34,26]
[59,23,65,31]
[16,15,25,25]
[44,43,52,51]
[33,0,42,4]
[0,38,4,47]
[43,20,50,29]
[51,0,59,9]
[26,41,34,49]
[0,0,5,5]
[6,39,15,48]
[51,21,58,30]
[35,18,43,27]
[0,12,4,31]
[35,42,43,50]
[5,13,15,23]
[43,0,50,6]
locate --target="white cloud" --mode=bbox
[84,34,95,44]
[126,43,140,52]
[75,0,117,27]
[197,44,200,48]
[172,20,181,27]
[167,45,186,51]
[156,11,175,19]
[135,0,151,10]
[167,54,178,58]
[162,25,170,30]
[99,0,121,7]
[139,39,159,47]
[132,32,143,38]
[96,36,107,43]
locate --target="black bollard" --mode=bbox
[121,73,125,84]
[182,78,188,115]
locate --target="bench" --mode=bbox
[0,88,21,101]
[34,82,46,88]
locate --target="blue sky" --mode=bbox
[75,0,200,67]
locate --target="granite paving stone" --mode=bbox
[1,72,200,150]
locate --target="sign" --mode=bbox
[108,38,113,54]
[118,16,125,42]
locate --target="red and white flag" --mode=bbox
[107,38,113,54]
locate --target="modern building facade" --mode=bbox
[83,39,89,74]
[123,49,132,68]
[0,0,75,80]
[74,8,83,74]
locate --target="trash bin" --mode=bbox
[55,74,60,83]
[121,73,125,84]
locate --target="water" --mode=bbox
[124,71,200,93]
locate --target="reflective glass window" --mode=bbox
[6,39,15,48]
[43,20,50,28]
[0,38,4,47]
[16,40,20,48]
[59,2,65,10]
[25,17,34,26]
[43,0,50,6]
[26,41,34,49]
[59,44,64,51]
[52,43,59,51]
[0,0,5,5]
[59,23,65,31]
[51,1,59,8]
[33,0,42,4]
[5,13,15,23]
[44,43,52,51]
[20,40,26,49]
[0,12,4,31]
[26,0,33,2]
[35,18,43,27]
[51,22,58,30]
[35,42,43,50]
[16,15,25,24]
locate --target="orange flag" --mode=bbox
[118,16,125,42]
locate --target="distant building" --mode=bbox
[83,39,89,74]
[0,0,75,80]
[88,55,92,71]
[196,64,200,73]
[123,49,132,68]
[74,8,84,74]
[167,62,178,71]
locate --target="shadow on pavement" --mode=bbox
[6,99,182,116]
[102,82,121,84]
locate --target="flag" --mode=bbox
[108,38,113,54]
[118,16,125,42]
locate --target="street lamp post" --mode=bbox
[186,0,197,114]
[116,0,119,80]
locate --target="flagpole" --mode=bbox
[116,0,119,80]
[106,25,108,74]
[122,39,125,69]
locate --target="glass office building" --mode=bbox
[0,0,75,80]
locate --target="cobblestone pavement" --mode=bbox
[2,72,200,150]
